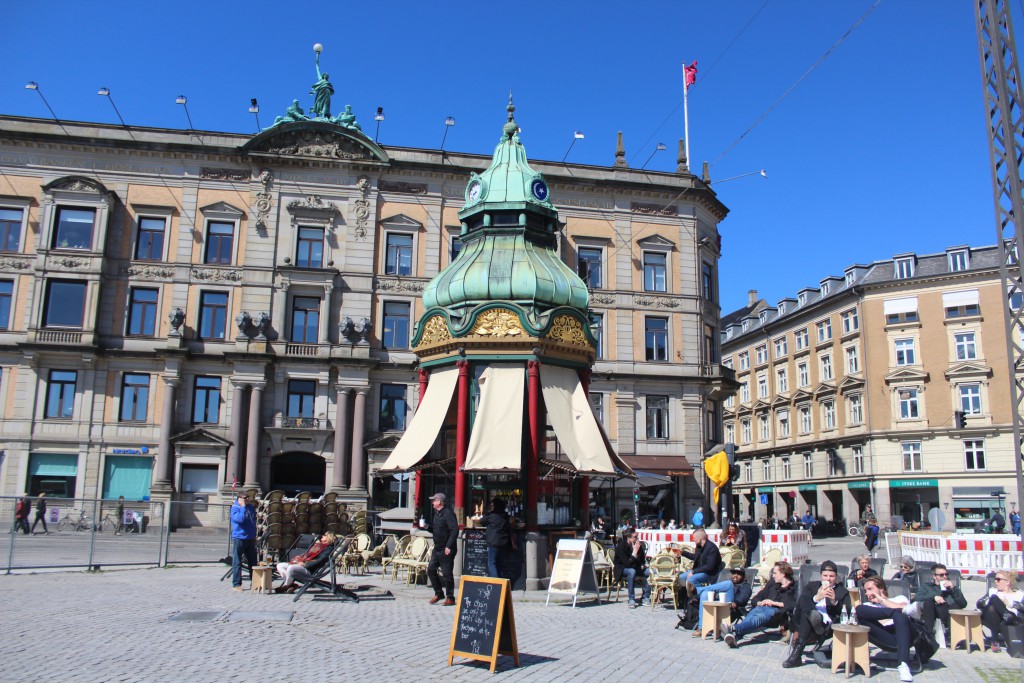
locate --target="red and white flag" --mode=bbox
[684,61,698,89]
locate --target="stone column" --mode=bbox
[455,361,470,527]
[153,377,178,489]
[349,388,368,491]
[332,387,351,491]
[244,383,264,490]
[414,369,430,515]
[577,368,592,529]
[225,382,247,487]
[526,361,541,531]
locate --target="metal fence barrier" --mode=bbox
[163,501,232,566]
[2,496,164,573]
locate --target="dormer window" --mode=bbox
[845,271,855,287]
[798,292,807,306]
[948,249,969,272]
[821,282,830,296]
[759,311,768,324]
[741,320,750,332]
[778,302,786,315]
[894,256,915,279]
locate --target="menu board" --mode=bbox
[545,539,601,607]
[461,529,526,590]
[448,576,519,672]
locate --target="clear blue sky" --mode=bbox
[0,1,1004,313]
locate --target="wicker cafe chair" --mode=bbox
[677,544,696,573]
[342,533,373,574]
[361,534,394,573]
[391,536,430,584]
[382,535,411,576]
[650,554,680,610]
[604,549,628,602]
[265,490,285,504]
[720,545,746,570]
[590,541,612,595]
[756,548,783,586]
[407,539,434,586]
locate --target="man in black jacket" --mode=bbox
[723,561,798,648]
[915,563,966,644]
[783,560,851,667]
[426,492,459,606]
[677,529,723,595]
[613,527,649,608]
[478,498,515,579]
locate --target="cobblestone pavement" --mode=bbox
[2,556,1022,683]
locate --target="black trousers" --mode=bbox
[919,599,950,636]
[428,549,456,599]
[980,597,1009,642]
[856,604,912,665]
[30,512,48,533]
[795,610,833,645]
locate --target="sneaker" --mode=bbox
[628,601,636,609]
[725,633,737,648]
[720,622,733,636]
[443,598,456,606]
[897,662,913,682]
[232,586,244,592]
[429,595,444,605]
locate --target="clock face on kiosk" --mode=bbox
[531,179,549,201]
[466,179,484,204]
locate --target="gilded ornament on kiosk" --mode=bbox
[547,315,590,347]
[417,315,452,346]
[471,308,523,337]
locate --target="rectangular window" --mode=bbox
[755,344,768,365]
[198,291,228,340]
[795,328,809,350]
[782,457,791,480]
[946,303,981,318]
[895,338,916,366]
[799,405,811,433]
[287,379,316,418]
[964,439,986,471]
[192,376,221,424]
[763,459,772,481]
[846,346,860,373]
[757,373,768,398]
[902,442,922,472]
[759,415,770,440]
[450,235,462,263]
[44,280,87,328]
[379,384,408,431]
[841,308,859,334]
[894,257,915,279]
[804,453,813,478]
[740,381,750,403]
[820,354,833,380]
[645,317,668,361]
[385,233,413,275]
[704,324,717,364]
[52,207,94,250]
[127,288,158,337]
[382,301,411,349]
[296,227,325,268]
[955,332,977,361]
[853,446,865,475]
[120,373,149,422]
[589,393,604,426]
[849,395,863,425]
[578,247,603,288]
[646,395,669,439]
[643,252,667,292]
[960,384,982,414]
[828,450,840,477]
[135,217,165,260]
[743,461,752,482]
[739,352,750,371]
[725,422,735,444]
[591,313,603,360]
[778,410,790,437]
[823,400,836,429]
[204,221,234,264]
[816,319,832,343]
[0,208,23,252]
[741,418,751,444]
[776,368,788,394]
[886,311,919,325]
[701,262,714,301]
[898,388,919,419]
[948,250,969,272]
[290,296,320,344]
[0,280,12,330]
[798,362,809,387]
[45,369,77,419]
[774,337,788,358]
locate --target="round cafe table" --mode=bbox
[831,624,871,678]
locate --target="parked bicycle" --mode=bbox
[848,522,863,537]
[97,512,122,534]
[56,509,92,532]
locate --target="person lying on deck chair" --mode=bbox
[275,532,337,593]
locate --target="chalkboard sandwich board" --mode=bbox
[448,576,519,673]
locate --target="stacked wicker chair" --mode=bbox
[254,491,351,563]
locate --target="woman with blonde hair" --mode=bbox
[977,570,1024,652]
[274,532,337,593]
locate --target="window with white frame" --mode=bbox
[798,405,811,433]
[763,459,772,481]
[798,362,809,387]
[778,302,787,315]
[646,395,669,439]
[845,271,855,287]
[964,439,986,470]
[759,414,770,440]
[722,356,733,370]
[739,352,749,371]
[821,281,830,296]
[0,207,24,253]
[757,373,768,398]
[894,257,915,279]
[848,394,863,425]
[52,207,95,250]
[741,418,751,444]
[846,345,860,373]
[645,316,669,361]
[740,381,750,403]
[798,292,808,306]
[643,251,667,292]
[898,388,919,419]
[578,246,603,289]
[803,453,813,478]
[828,449,840,476]
[895,338,916,366]
[817,319,832,343]
[822,400,836,429]
[742,320,750,332]
[759,310,769,324]
[841,308,859,334]
[385,233,413,275]
[781,457,791,480]
[589,392,604,427]
[795,328,809,350]
[959,384,982,414]
[755,344,768,365]
[902,441,922,472]
[948,249,969,272]
[743,461,752,482]
[954,332,977,360]
[776,368,788,394]
[778,409,790,437]
[725,422,735,444]
[853,445,865,475]
[725,393,734,409]
[820,354,833,380]
[774,337,788,358]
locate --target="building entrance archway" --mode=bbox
[270,451,325,496]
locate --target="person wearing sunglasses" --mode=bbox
[915,563,965,645]
[891,555,918,597]
[977,571,1024,652]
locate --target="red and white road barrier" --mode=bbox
[900,531,1023,577]
[760,530,810,566]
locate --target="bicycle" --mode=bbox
[97,512,122,534]
[57,509,91,532]
[848,523,863,537]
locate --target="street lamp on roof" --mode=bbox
[374,106,385,143]
[562,130,585,162]
[441,116,456,152]
[640,142,668,170]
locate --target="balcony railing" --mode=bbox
[37,330,83,344]
[279,416,322,429]
[285,343,319,357]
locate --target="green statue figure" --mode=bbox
[335,104,361,131]
[310,50,334,119]
[272,99,308,127]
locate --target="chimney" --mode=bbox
[748,289,758,307]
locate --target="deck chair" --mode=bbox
[291,537,359,603]
[286,533,317,561]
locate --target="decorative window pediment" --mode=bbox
[884,367,929,385]
[42,176,113,201]
[636,234,676,251]
[791,388,813,402]
[944,361,992,381]
[812,381,836,397]
[770,394,790,407]
[752,399,771,412]
[170,426,232,446]
[380,213,423,233]
[838,375,865,393]
[200,201,245,219]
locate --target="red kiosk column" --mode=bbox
[526,361,541,532]
[414,368,429,514]
[455,361,470,526]
[577,368,591,529]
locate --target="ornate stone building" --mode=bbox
[0,84,729,522]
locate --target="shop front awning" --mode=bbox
[619,455,693,476]
[608,471,673,488]
[378,366,459,473]
[540,365,635,477]
[464,364,526,472]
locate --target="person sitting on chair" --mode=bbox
[691,567,752,636]
[722,561,797,648]
[783,560,851,668]
[677,528,723,598]
[274,532,337,593]
[977,570,1024,652]
[613,527,649,608]
[723,521,748,559]
[851,554,878,586]
[856,576,916,682]
[916,563,966,646]
[891,555,918,596]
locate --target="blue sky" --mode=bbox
[0,1,1003,313]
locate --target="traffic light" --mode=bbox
[954,410,967,429]
[729,463,741,482]
[633,488,640,502]
[726,443,740,481]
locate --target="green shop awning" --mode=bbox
[798,484,817,491]
[890,478,938,489]
[102,456,153,501]
[847,481,872,490]
[28,453,78,477]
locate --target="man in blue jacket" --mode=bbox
[230,491,258,591]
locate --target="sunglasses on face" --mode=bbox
[996,577,1010,582]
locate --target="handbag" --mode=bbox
[911,617,939,664]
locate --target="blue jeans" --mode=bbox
[696,580,735,628]
[486,546,504,578]
[734,605,779,638]
[622,567,650,604]
[677,570,711,591]
[231,538,257,587]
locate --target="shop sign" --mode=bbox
[798,484,817,491]
[111,447,149,455]
[756,486,773,493]
[847,481,871,490]
[889,478,938,489]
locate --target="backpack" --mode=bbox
[911,617,939,664]
[675,596,700,631]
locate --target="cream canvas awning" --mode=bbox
[541,365,635,477]
[883,297,918,315]
[464,364,525,472]
[377,365,459,473]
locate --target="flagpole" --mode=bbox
[682,62,691,168]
